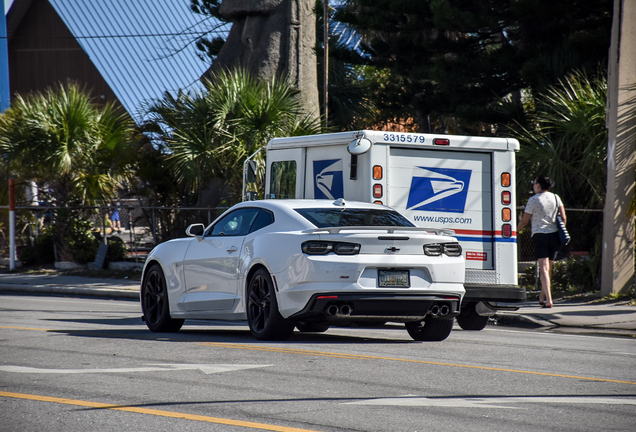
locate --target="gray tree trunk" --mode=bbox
[602,0,635,296]
[205,0,319,117]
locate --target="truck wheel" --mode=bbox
[247,268,295,341]
[456,302,489,330]
[296,321,330,333]
[405,318,453,341]
[141,264,184,332]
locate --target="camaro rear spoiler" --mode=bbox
[303,226,456,237]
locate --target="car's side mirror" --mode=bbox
[186,223,205,237]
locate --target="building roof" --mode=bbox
[8,0,228,122]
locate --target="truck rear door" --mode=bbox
[388,147,494,271]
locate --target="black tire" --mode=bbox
[456,302,489,331]
[405,318,454,341]
[141,263,184,332]
[296,321,330,333]
[246,268,295,341]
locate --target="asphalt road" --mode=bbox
[1,294,635,432]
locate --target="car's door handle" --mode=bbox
[226,246,238,253]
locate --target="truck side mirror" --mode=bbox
[246,160,257,183]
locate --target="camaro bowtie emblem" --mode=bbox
[385,247,400,253]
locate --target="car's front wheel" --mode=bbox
[141,263,184,332]
[405,318,453,341]
[247,268,295,341]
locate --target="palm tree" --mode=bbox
[142,67,322,206]
[511,70,607,209]
[0,82,134,261]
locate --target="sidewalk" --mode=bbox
[0,273,139,300]
[492,299,636,337]
[0,273,634,337]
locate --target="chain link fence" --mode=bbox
[516,207,604,263]
[1,203,603,268]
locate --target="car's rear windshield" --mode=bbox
[295,208,415,228]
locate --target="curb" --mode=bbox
[0,284,139,300]
[493,311,556,329]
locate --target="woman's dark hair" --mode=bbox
[535,175,554,191]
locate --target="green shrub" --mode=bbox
[520,256,597,295]
[19,228,55,265]
[106,237,128,262]
[66,218,99,264]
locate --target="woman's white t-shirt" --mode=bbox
[524,192,563,236]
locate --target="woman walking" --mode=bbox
[517,175,567,308]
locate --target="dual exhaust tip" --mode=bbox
[325,302,449,318]
[429,303,450,318]
[326,304,353,317]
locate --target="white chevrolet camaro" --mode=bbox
[141,199,465,341]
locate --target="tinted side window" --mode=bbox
[270,161,296,199]
[249,210,274,233]
[208,208,260,236]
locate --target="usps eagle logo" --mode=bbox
[314,159,344,200]
[406,167,472,213]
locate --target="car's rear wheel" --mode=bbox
[141,263,184,332]
[296,321,330,333]
[247,268,295,341]
[405,318,453,341]
[456,302,489,330]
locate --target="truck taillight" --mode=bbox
[501,172,511,187]
[373,165,383,180]
[502,208,511,222]
[433,138,450,146]
[502,191,511,205]
[373,184,383,198]
[502,224,512,238]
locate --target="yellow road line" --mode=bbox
[0,391,321,432]
[0,325,50,331]
[198,342,636,386]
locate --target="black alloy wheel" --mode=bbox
[246,268,295,341]
[141,263,184,332]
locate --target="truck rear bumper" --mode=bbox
[462,284,526,303]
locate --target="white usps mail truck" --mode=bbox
[262,130,525,330]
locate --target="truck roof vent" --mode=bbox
[333,198,346,206]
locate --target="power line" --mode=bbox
[3,30,229,40]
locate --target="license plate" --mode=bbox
[378,269,410,288]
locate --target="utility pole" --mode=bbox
[0,0,11,112]
[323,0,329,127]
[602,0,636,296]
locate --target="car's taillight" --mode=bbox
[424,243,462,257]
[424,244,442,256]
[302,241,360,255]
[334,243,361,255]
[302,242,333,254]
[443,243,462,257]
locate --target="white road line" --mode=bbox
[0,364,271,375]
[345,395,636,408]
